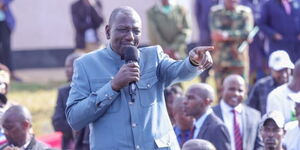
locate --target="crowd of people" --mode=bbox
[0,0,299,150]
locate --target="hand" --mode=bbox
[111,62,140,91]
[273,33,283,40]
[211,30,228,42]
[189,46,214,70]
[0,2,4,10]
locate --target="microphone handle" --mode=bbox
[129,82,136,102]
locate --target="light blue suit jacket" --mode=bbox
[66,45,200,150]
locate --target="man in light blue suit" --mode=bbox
[66,6,213,150]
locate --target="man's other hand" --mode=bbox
[189,46,214,71]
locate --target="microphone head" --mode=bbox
[123,45,138,63]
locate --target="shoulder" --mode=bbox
[256,76,273,85]
[268,83,288,97]
[76,47,107,64]
[209,114,229,133]
[210,4,224,13]
[147,5,159,15]
[71,1,81,8]
[139,45,163,54]
[58,85,71,92]
[236,5,252,14]
[212,104,221,113]
[253,76,273,88]
[174,5,187,14]
[243,105,261,117]
[209,113,224,125]
[33,140,52,150]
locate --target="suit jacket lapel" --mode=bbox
[196,114,212,138]
[214,105,224,121]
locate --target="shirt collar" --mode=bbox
[106,44,141,63]
[194,108,212,129]
[220,100,242,114]
[106,44,122,61]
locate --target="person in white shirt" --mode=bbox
[267,60,300,123]
[213,74,263,150]
[283,95,300,150]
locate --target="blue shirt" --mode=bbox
[66,45,200,150]
[173,126,193,147]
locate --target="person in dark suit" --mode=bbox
[184,83,231,150]
[258,0,300,63]
[52,52,85,150]
[71,0,104,53]
[213,74,263,150]
[0,105,52,150]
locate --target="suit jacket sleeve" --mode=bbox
[66,59,120,130]
[258,1,277,39]
[156,46,200,87]
[246,82,260,111]
[52,88,71,132]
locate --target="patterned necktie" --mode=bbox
[232,109,243,150]
[282,0,292,15]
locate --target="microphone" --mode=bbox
[123,45,139,102]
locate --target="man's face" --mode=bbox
[106,12,141,57]
[261,119,284,150]
[271,68,291,85]
[222,78,245,107]
[174,98,194,130]
[161,0,170,6]
[295,103,300,122]
[2,118,28,147]
[65,60,74,82]
[225,0,239,10]
[184,89,206,118]
[0,82,7,95]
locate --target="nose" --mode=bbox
[125,30,134,42]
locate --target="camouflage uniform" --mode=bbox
[147,4,191,59]
[209,4,253,93]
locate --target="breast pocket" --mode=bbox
[136,70,159,107]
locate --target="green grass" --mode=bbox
[7,81,66,136]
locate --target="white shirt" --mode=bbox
[283,121,300,150]
[220,100,243,150]
[267,84,296,123]
[193,108,212,139]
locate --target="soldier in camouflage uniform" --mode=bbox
[209,0,254,95]
[147,0,191,59]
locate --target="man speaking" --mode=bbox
[66,6,213,150]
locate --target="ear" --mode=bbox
[105,25,111,39]
[204,98,213,105]
[22,120,31,129]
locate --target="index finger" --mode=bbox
[195,46,214,52]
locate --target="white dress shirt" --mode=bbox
[220,100,243,150]
[193,108,213,139]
